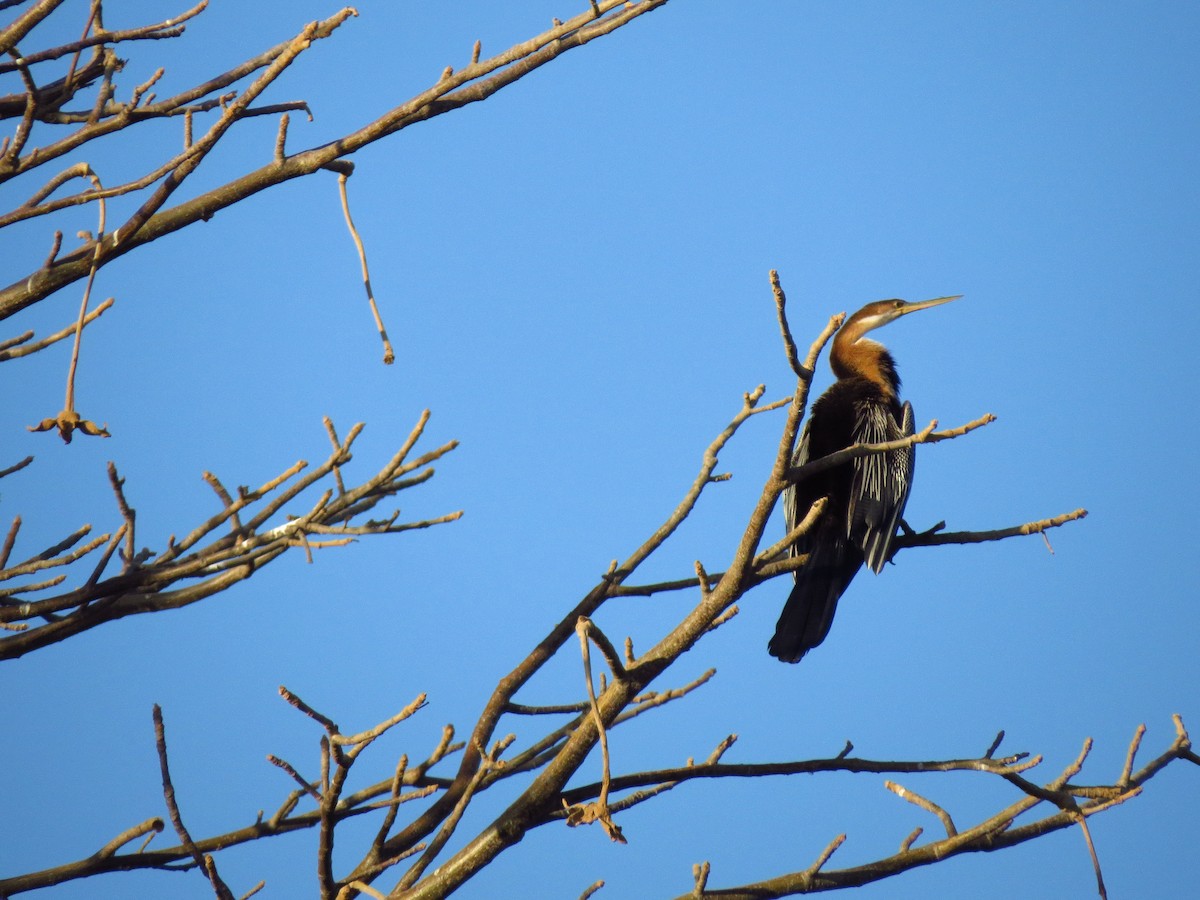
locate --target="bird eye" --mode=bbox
[893,300,904,309]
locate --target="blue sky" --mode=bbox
[3,1,1198,898]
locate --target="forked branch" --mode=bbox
[0,414,459,659]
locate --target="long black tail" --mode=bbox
[768,546,861,663]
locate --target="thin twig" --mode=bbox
[153,705,235,900]
[1076,813,1108,900]
[894,508,1089,553]
[568,616,626,843]
[106,462,137,569]
[0,515,20,569]
[771,269,803,378]
[985,730,1006,759]
[267,754,322,805]
[93,817,165,859]
[331,694,428,748]
[805,833,847,876]
[1120,724,1147,786]
[886,780,957,837]
[334,168,394,364]
[788,413,997,484]
[0,296,113,361]
[274,111,289,162]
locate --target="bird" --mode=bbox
[768,295,960,663]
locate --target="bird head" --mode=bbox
[839,295,961,344]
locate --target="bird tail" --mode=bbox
[768,549,860,663]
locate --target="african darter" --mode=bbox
[769,295,960,663]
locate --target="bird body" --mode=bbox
[768,296,958,663]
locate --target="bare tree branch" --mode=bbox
[0,3,1180,897]
[0,1,674,322]
[0,414,459,658]
[154,704,236,900]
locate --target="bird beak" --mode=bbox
[900,294,962,315]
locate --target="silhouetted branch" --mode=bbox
[154,704,237,900]
[0,265,1177,899]
[0,2,206,77]
[660,719,1197,899]
[771,269,804,378]
[0,1,674,324]
[0,414,459,659]
[0,1,1177,891]
[893,508,1089,553]
[787,413,998,484]
[0,295,113,361]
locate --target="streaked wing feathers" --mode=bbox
[848,400,915,573]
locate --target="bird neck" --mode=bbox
[830,331,901,398]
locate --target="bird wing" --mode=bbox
[771,418,862,662]
[848,400,915,574]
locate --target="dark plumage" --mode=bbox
[768,296,959,663]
